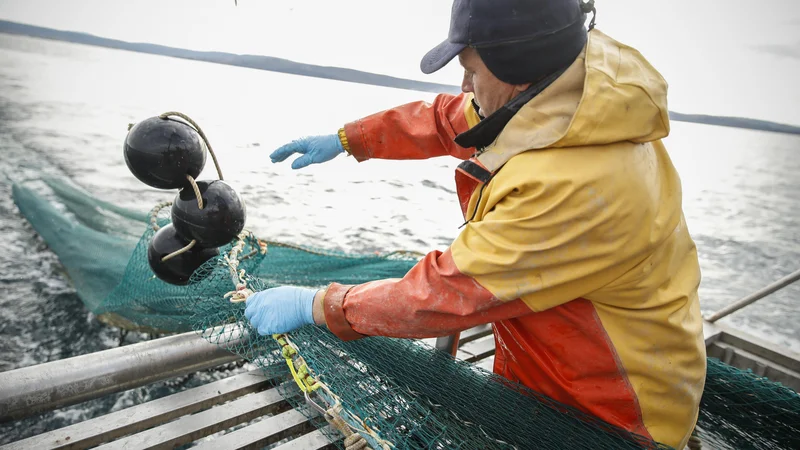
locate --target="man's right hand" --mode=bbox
[269,134,345,169]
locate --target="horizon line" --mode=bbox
[1,19,799,136]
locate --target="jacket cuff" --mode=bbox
[342,121,370,162]
[323,283,365,341]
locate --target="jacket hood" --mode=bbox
[477,29,670,170]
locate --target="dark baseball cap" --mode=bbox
[421,0,590,84]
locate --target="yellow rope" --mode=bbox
[274,334,322,393]
[215,234,392,449]
[273,333,394,450]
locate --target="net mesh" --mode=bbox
[697,358,800,449]
[11,178,800,450]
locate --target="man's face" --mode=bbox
[458,48,529,117]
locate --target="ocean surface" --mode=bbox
[0,32,798,444]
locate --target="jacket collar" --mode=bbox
[453,67,567,151]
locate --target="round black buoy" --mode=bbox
[147,224,219,285]
[124,116,207,189]
[171,180,246,248]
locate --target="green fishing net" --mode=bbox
[697,358,800,449]
[12,178,800,449]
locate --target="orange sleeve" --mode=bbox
[322,249,532,340]
[343,93,477,162]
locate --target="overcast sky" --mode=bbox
[1,0,798,125]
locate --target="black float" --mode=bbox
[172,180,246,248]
[147,224,219,285]
[124,116,206,189]
[124,112,246,285]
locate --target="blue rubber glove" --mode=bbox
[244,286,318,335]
[269,134,345,169]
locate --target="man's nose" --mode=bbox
[461,73,473,93]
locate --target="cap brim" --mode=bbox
[420,39,467,74]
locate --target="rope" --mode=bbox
[212,227,394,449]
[149,201,173,232]
[158,111,225,181]
[275,335,321,393]
[274,333,393,450]
[161,239,197,262]
[186,174,204,210]
[687,428,703,450]
[327,404,370,450]
[223,232,267,303]
[344,434,369,450]
[223,235,254,303]
[210,230,394,449]
[148,203,198,262]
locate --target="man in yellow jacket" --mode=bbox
[245,0,707,447]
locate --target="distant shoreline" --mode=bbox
[2,19,799,136]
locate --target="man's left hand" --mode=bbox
[245,286,319,335]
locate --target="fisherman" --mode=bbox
[245,1,706,447]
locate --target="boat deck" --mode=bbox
[0,322,797,450]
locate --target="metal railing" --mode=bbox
[0,327,245,422]
[705,268,800,323]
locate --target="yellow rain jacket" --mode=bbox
[323,29,706,449]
